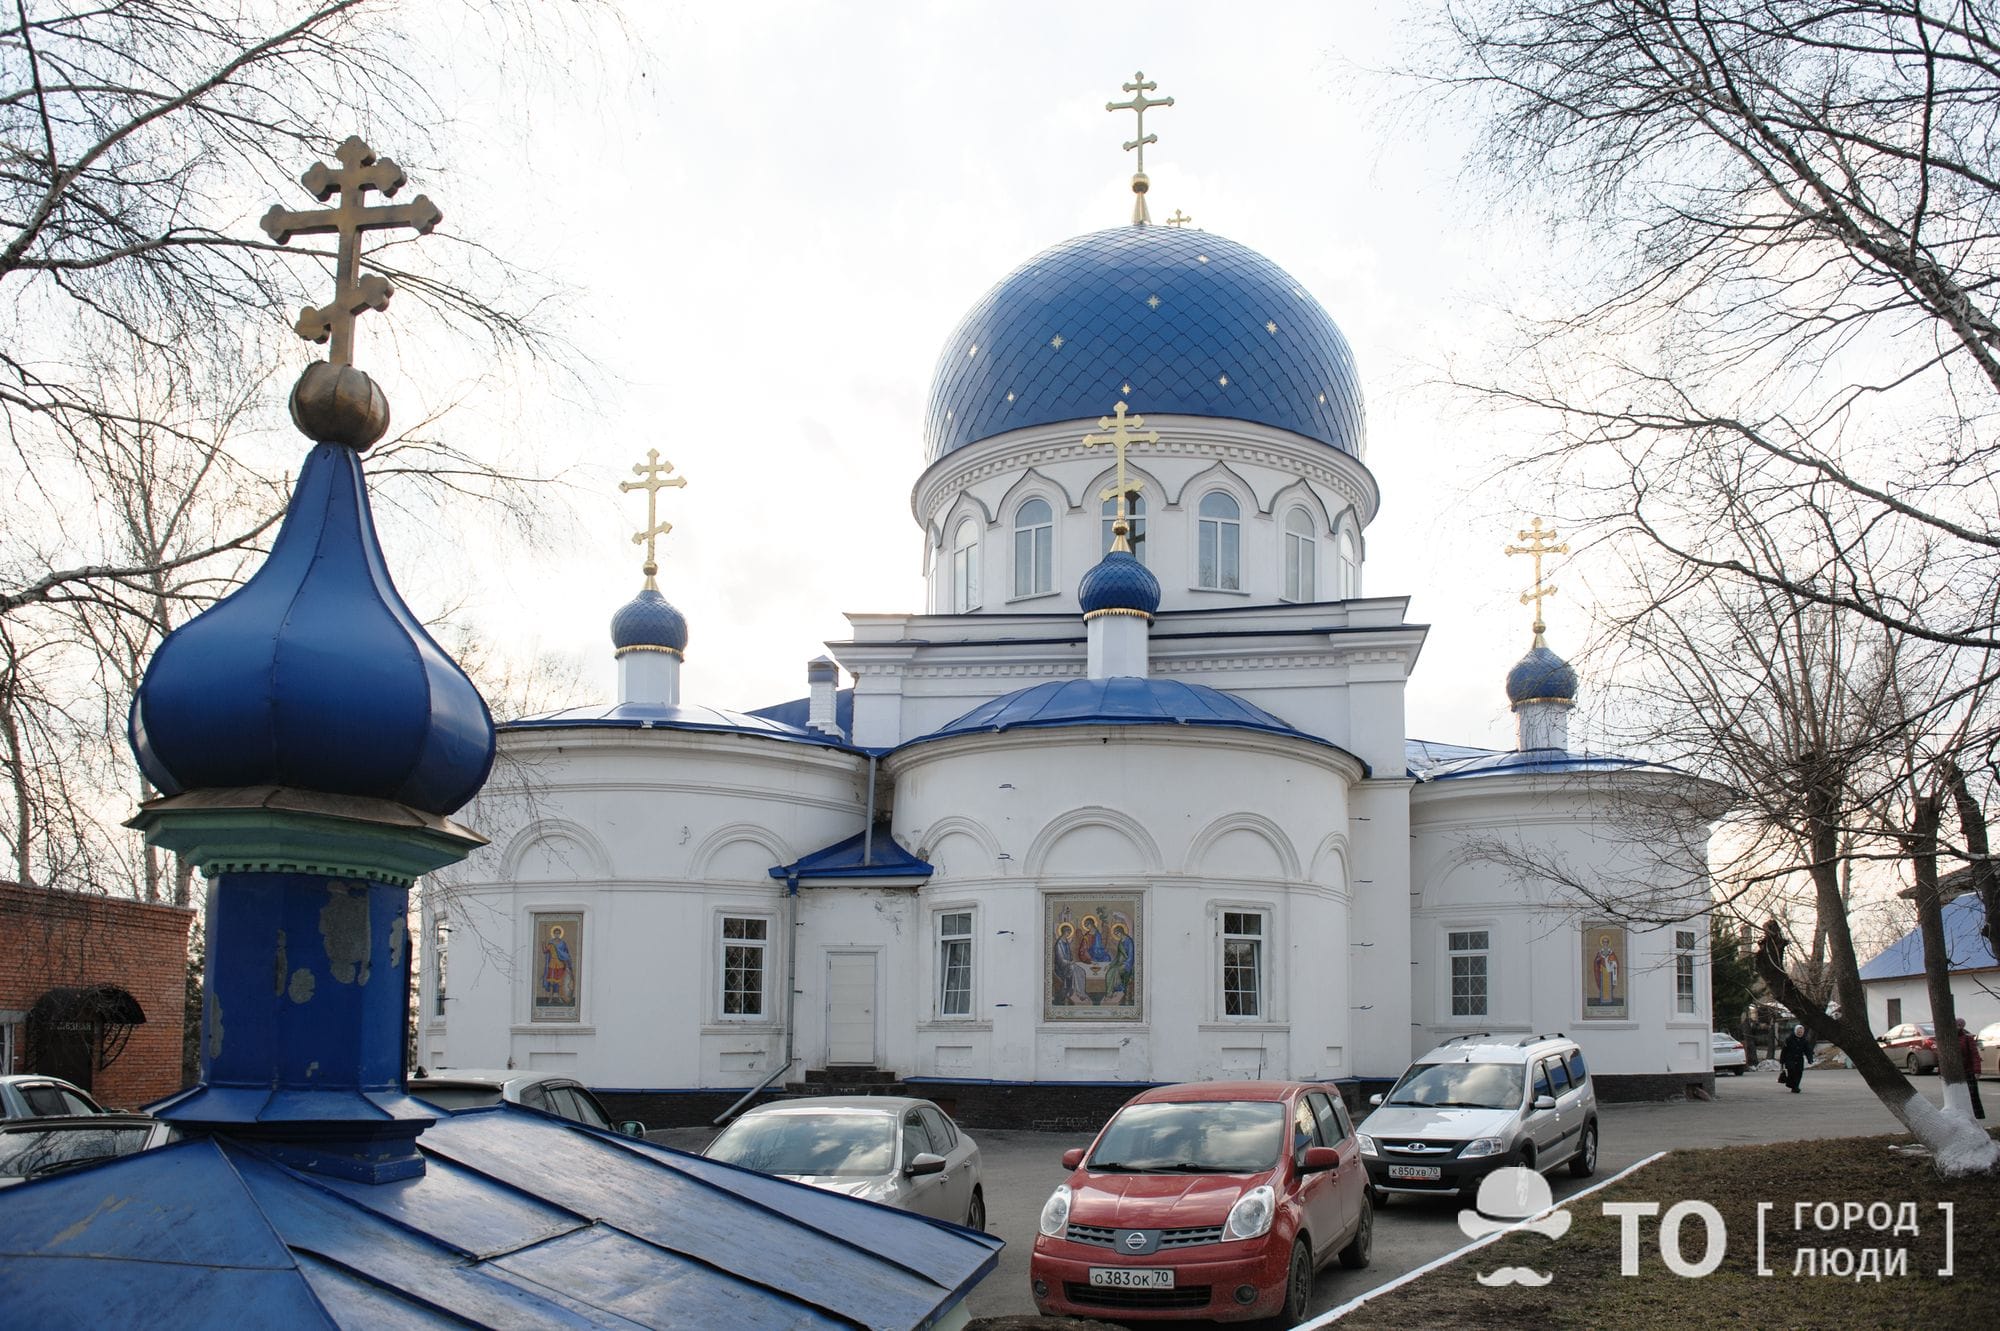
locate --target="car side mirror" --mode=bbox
[1876,1036,1889,1045]
[905,1151,947,1177]
[620,1121,648,1139]
[1062,1147,1086,1171]
[1533,1094,1557,1111]
[1299,1145,1340,1173]
[1368,1094,1383,1107]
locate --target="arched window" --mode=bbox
[1013,497,1053,597]
[1284,507,1316,601]
[1100,493,1147,562]
[1197,491,1241,590]
[1339,529,1360,599]
[952,519,980,612]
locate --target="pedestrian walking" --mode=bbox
[1780,1023,1812,1093]
[1955,1017,1986,1120]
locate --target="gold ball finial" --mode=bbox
[289,361,391,450]
[1131,172,1150,195]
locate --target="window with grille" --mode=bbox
[1676,929,1698,1015]
[1449,929,1489,1017]
[1222,911,1264,1018]
[720,916,768,1018]
[938,910,973,1018]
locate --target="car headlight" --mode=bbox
[1356,1133,1377,1156]
[1224,1184,1276,1241]
[1038,1184,1072,1237]
[1459,1137,1504,1158]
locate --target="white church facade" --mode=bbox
[422,163,1716,1124]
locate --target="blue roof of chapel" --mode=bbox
[923,225,1365,461]
[1859,893,1995,981]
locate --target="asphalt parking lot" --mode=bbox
[655,1069,1969,1327]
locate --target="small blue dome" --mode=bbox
[611,588,688,653]
[130,444,496,816]
[924,225,1365,462]
[1506,643,1579,706]
[1078,550,1161,617]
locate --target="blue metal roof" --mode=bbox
[1859,893,1995,981]
[771,825,935,883]
[909,677,1355,762]
[923,225,1365,461]
[0,1107,1000,1328]
[130,444,496,816]
[1413,748,1669,782]
[507,701,850,748]
[611,587,689,653]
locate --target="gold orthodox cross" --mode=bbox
[1505,516,1569,641]
[1165,209,1194,228]
[261,136,442,367]
[620,449,687,588]
[1082,401,1160,553]
[1106,71,1174,176]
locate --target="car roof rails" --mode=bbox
[1518,1031,1569,1046]
[1437,1032,1494,1046]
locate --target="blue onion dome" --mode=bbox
[924,225,1364,462]
[610,587,688,655]
[129,443,496,816]
[1078,549,1162,619]
[1506,641,1580,707]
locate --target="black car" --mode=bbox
[0,1113,179,1189]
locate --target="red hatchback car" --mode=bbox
[1030,1081,1372,1324]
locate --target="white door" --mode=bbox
[825,951,877,1065]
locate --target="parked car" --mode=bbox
[0,1074,105,1120]
[1357,1032,1599,1202]
[1978,1021,2000,1080]
[0,1113,178,1189]
[1710,1031,1748,1075]
[410,1069,646,1136]
[1877,1022,1938,1074]
[703,1096,985,1230]
[1029,1081,1370,1325]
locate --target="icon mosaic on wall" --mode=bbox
[532,911,582,1022]
[1580,920,1627,1020]
[1045,893,1142,1021]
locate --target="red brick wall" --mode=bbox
[0,881,194,1110]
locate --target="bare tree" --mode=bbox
[0,2,605,895]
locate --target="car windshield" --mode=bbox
[413,1085,504,1110]
[0,1124,157,1181]
[706,1111,896,1177]
[1384,1061,1523,1110]
[1087,1100,1286,1173]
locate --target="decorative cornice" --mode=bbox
[1083,607,1154,622]
[613,644,683,660]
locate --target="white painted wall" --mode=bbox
[1864,972,2000,1045]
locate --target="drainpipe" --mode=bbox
[862,753,878,865]
[716,872,800,1125]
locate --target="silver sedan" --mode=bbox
[703,1096,985,1230]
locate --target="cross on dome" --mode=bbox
[1506,516,1570,644]
[620,449,687,588]
[1165,209,1194,228]
[1106,71,1174,224]
[1082,400,1160,552]
[261,136,442,367]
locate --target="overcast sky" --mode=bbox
[385,2,1579,751]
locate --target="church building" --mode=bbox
[423,82,1716,1123]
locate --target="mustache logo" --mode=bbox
[1476,1266,1553,1287]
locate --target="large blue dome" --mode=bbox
[923,225,1364,462]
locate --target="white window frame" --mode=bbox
[1220,909,1266,1019]
[1338,528,1360,599]
[431,908,449,1019]
[1197,490,1242,590]
[1012,498,1054,598]
[1675,928,1698,1016]
[951,518,980,612]
[936,908,975,1019]
[1447,927,1490,1019]
[718,913,772,1021]
[1283,507,1316,602]
[1100,493,1147,562]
